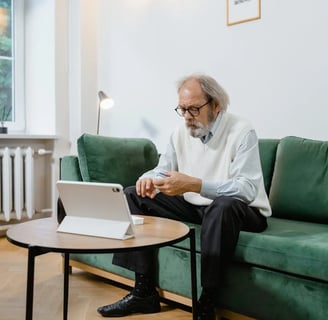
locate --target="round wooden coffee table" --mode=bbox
[7,216,197,320]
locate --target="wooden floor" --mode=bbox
[0,236,193,320]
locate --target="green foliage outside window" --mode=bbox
[0,0,12,123]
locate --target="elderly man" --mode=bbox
[97,74,271,320]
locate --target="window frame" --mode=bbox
[1,0,25,132]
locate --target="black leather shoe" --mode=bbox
[97,292,161,317]
[197,303,215,320]
[197,294,216,320]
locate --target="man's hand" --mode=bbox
[153,171,201,196]
[136,178,157,199]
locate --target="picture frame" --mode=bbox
[226,0,261,26]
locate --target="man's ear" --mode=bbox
[214,102,221,115]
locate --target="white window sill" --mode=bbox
[0,134,58,140]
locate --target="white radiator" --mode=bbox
[0,147,35,221]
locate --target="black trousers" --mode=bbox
[113,186,267,290]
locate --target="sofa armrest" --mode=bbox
[60,155,82,181]
[57,156,82,223]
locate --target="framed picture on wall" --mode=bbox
[226,0,261,26]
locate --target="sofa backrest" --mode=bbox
[269,136,328,224]
[77,134,159,188]
[258,139,280,195]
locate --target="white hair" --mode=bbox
[177,74,230,111]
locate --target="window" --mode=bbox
[0,0,24,132]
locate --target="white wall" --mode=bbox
[23,0,328,155]
[25,0,56,135]
[19,0,328,216]
[95,0,328,152]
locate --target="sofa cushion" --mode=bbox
[269,136,328,223]
[175,217,328,282]
[235,217,328,282]
[77,134,159,187]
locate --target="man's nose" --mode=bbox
[183,111,193,120]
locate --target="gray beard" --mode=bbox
[186,120,214,138]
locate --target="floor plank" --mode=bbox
[0,236,192,320]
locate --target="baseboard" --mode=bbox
[217,309,256,320]
[0,212,52,236]
[68,258,255,320]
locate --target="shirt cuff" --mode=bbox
[200,181,218,199]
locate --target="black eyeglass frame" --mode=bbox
[174,98,212,117]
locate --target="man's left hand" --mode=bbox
[153,171,201,196]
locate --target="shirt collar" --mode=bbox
[200,111,223,144]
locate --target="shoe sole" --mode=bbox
[98,306,161,317]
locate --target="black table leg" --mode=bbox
[26,246,48,320]
[26,246,37,320]
[63,253,70,320]
[189,228,198,320]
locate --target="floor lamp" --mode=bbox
[97,91,114,135]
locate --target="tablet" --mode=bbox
[56,180,142,239]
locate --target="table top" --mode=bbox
[6,217,190,253]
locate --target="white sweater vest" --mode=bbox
[172,112,271,216]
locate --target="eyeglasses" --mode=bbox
[174,99,212,117]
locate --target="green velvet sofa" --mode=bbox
[59,133,328,320]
